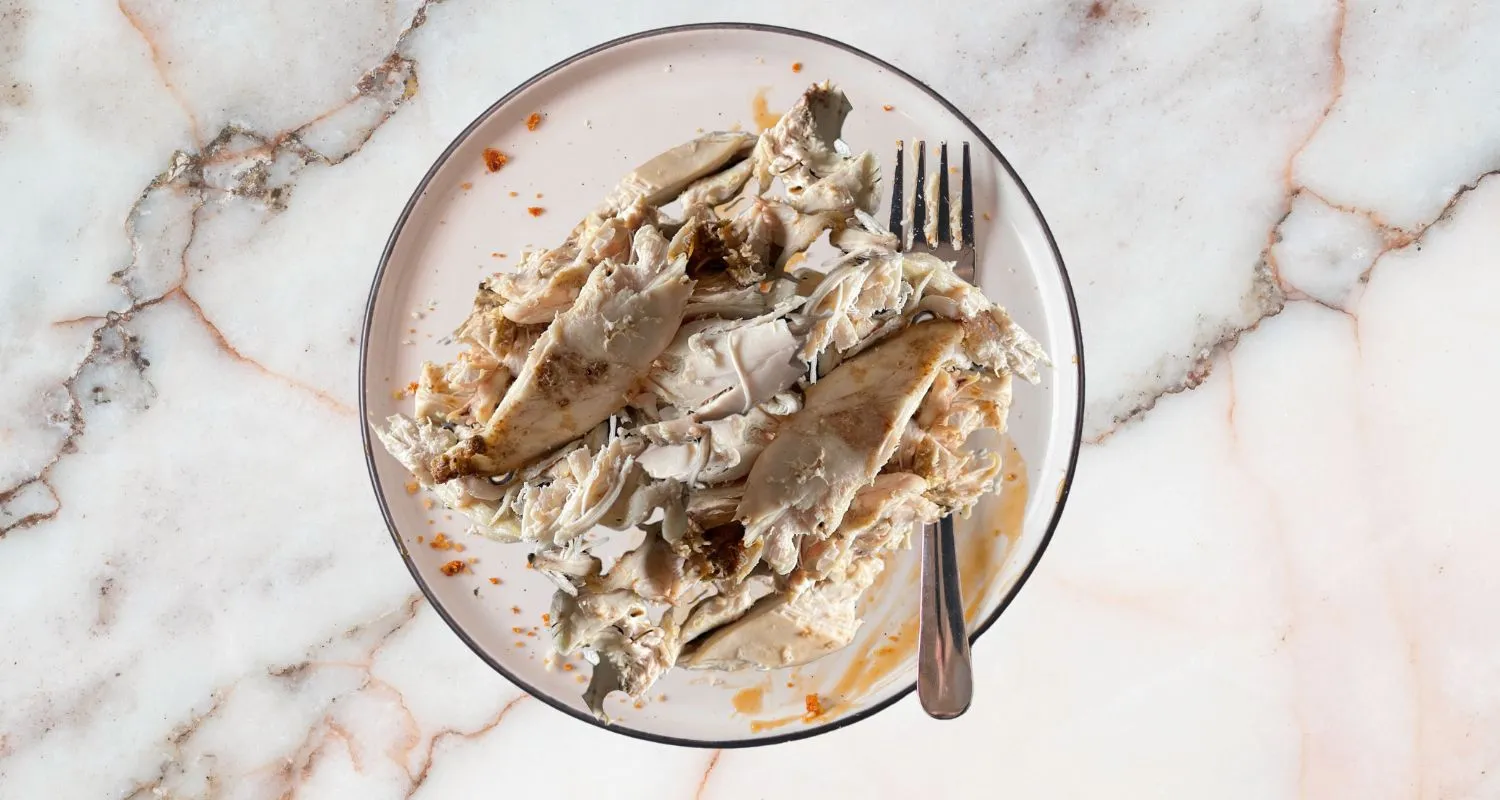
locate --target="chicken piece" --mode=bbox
[800,253,908,361]
[892,370,1013,512]
[678,556,883,670]
[677,575,777,646]
[785,151,880,216]
[375,416,524,540]
[583,615,679,721]
[902,252,1048,382]
[678,158,755,209]
[737,320,965,575]
[648,308,806,421]
[831,209,900,253]
[751,81,853,193]
[794,473,938,587]
[635,392,801,486]
[430,226,693,480]
[604,131,757,212]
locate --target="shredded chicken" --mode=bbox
[376,81,1046,721]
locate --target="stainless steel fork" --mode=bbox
[891,140,975,719]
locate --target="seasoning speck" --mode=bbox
[526,206,546,217]
[526,112,543,131]
[882,104,895,112]
[440,560,467,576]
[460,181,473,190]
[482,148,508,173]
[511,605,522,614]
[403,481,419,494]
[791,61,803,73]
[489,577,501,585]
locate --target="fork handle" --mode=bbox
[918,514,973,719]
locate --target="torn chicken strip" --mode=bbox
[603,131,757,213]
[676,575,777,647]
[648,308,806,421]
[635,392,801,486]
[901,252,1048,382]
[800,253,909,362]
[893,370,1013,511]
[485,202,651,325]
[751,80,853,193]
[678,158,756,209]
[678,556,883,670]
[785,150,880,217]
[735,197,841,270]
[831,209,900,253]
[430,226,693,480]
[374,416,522,540]
[737,320,966,575]
[794,473,939,589]
[582,613,680,721]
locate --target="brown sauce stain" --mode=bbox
[731,685,764,715]
[751,87,781,132]
[960,439,1030,625]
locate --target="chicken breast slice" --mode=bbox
[635,392,801,486]
[603,131,757,212]
[736,320,966,575]
[429,226,693,480]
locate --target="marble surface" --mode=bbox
[2,0,1498,796]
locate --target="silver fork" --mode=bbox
[892,140,975,719]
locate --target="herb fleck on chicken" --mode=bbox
[376,81,1047,721]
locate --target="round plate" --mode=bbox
[360,23,1083,747]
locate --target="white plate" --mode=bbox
[360,23,1083,747]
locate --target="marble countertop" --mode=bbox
[4,1,1498,797]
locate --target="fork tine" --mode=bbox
[912,141,928,246]
[889,140,905,246]
[960,142,974,249]
[936,142,952,245]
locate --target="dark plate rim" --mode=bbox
[358,21,1085,749]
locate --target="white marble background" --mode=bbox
[2,0,1498,797]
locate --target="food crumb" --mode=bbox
[535,192,543,199]
[512,626,524,634]
[804,693,825,719]
[1005,472,1019,482]
[460,181,473,190]
[786,681,795,688]
[482,148,508,173]
[983,212,992,221]
[430,532,454,550]
[791,61,803,73]
[453,542,466,553]
[882,104,894,112]
[508,191,518,197]
[467,557,478,564]
[422,498,435,510]
[489,577,501,585]
[440,560,467,576]
[541,612,551,625]
[526,206,546,217]
[515,642,526,648]
[403,480,419,494]
[575,675,587,684]
[392,388,407,400]
[526,112,543,131]
[525,630,536,638]
[657,694,668,702]
[562,663,575,672]
[511,605,522,614]
[416,535,424,544]
[633,700,645,710]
